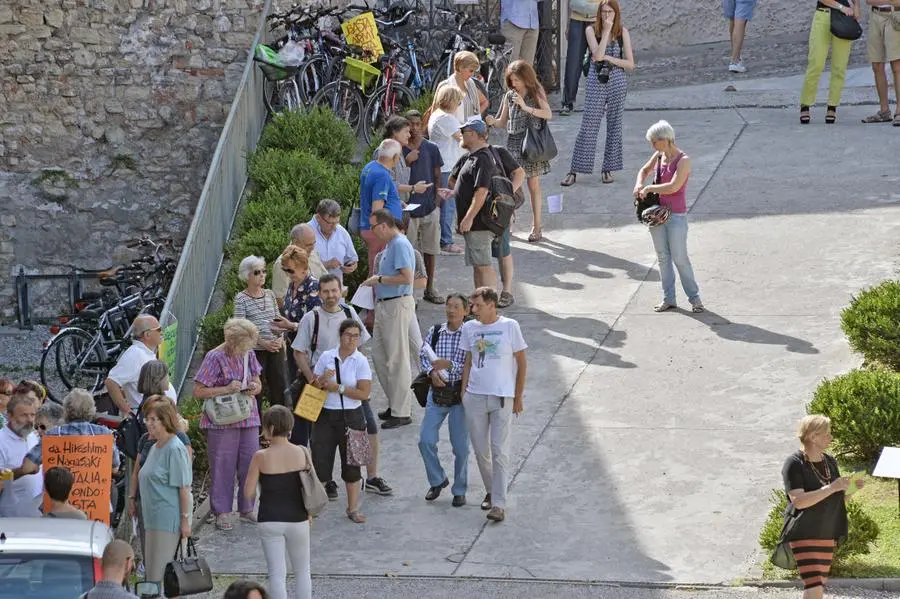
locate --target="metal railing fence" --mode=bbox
[161,0,272,394]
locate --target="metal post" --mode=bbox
[15,267,31,329]
[68,268,78,315]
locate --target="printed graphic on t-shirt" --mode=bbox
[473,332,501,368]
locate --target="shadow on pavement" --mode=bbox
[683,309,819,354]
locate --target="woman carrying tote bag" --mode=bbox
[485,60,554,243]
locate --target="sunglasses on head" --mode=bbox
[281,267,295,274]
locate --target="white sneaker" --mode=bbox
[728,61,747,73]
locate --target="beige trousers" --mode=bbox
[372,295,416,418]
[501,20,540,65]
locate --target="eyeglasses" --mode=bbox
[252,269,264,276]
[322,216,340,225]
[281,267,295,274]
[37,424,47,431]
[342,333,361,340]
[139,326,162,336]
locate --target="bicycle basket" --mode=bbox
[254,44,295,81]
[343,57,380,92]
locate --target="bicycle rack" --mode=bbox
[14,267,107,329]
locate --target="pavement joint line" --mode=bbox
[616,100,881,113]
[689,115,748,215]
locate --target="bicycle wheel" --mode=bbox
[430,56,453,93]
[280,79,302,112]
[51,328,107,395]
[363,83,416,145]
[296,56,330,106]
[310,80,365,136]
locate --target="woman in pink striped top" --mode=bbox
[633,120,704,313]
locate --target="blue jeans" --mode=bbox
[439,172,455,247]
[649,213,701,305]
[562,19,590,107]
[417,390,468,496]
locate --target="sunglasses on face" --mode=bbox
[282,267,295,274]
[252,269,265,276]
[37,424,47,431]
[140,326,162,336]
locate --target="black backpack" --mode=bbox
[477,146,518,236]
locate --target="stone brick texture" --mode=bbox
[0,0,265,322]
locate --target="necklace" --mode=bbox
[805,453,831,487]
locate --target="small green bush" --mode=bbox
[248,148,335,208]
[257,107,356,166]
[841,280,900,371]
[179,397,209,476]
[410,90,433,116]
[198,302,231,352]
[759,489,880,568]
[226,223,291,267]
[238,190,312,236]
[807,369,900,462]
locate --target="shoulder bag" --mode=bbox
[336,356,371,467]
[412,324,443,407]
[635,153,673,227]
[830,1,862,40]
[297,444,328,517]
[770,502,803,569]
[522,109,558,163]
[203,352,254,426]
[163,537,213,597]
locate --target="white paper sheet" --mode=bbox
[547,194,563,213]
[403,203,421,212]
[873,447,900,478]
[350,285,375,310]
[422,344,449,381]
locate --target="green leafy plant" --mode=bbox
[841,280,900,371]
[179,397,209,475]
[226,223,292,267]
[807,369,900,463]
[257,107,356,166]
[238,190,312,236]
[409,90,434,116]
[760,489,880,568]
[197,302,231,353]
[248,148,335,209]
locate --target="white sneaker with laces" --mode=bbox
[728,61,747,73]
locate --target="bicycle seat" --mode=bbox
[487,32,506,46]
[79,291,102,301]
[99,277,120,287]
[75,309,101,320]
[95,413,125,429]
[98,266,121,280]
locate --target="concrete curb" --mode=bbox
[191,495,211,535]
[742,578,900,591]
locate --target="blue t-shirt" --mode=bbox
[375,234,415,299]
[404,140,443,217]
[359,160,402,231]
[138,435,192,533]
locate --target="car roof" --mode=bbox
[0,518,113,559]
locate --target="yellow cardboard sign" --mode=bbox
[341,12,384,62]
[294,384,327,422]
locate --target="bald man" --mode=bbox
[105,315,177,415]
[272,222,329,309]
[82,539,139,598]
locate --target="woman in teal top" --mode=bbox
[139,396,193,592]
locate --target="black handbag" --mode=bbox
[411,324,442,408]
[634,155,663,221]
[163,537,213,597]
[770,503,803,570]
[431,382,462,407]
[522,118,558,163]
[830,3,862,40]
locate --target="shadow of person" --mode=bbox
[513,236,660,286]
[684,309,820,354]
[513,308,637,368]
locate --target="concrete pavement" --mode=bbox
[193,70,900,589]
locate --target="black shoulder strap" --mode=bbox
[429,324,441,349]
[654,153,663,184]
[343,306,352,319]
[310,309,320,355]
[487,145,508,178]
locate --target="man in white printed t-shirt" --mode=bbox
[105,315,177,415]
[459,286,527,523]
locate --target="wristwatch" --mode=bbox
[180,512,190,519]
[338,384,345,394]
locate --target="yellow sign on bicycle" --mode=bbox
[341,12,384,62]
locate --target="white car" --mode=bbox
[0,517,113,598]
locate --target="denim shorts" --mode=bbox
[722,0,757,20]
[361,400,378,434]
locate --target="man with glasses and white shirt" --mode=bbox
[309,199,359,284]
[105,315,177,415]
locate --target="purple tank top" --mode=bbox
[658,153,687,214]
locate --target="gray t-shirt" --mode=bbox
[292,304,371,365]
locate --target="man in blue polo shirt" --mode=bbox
[361,209,416,429]
[359,139,405,279]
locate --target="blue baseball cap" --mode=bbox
[459,116,487,135]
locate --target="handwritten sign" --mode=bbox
[160,321,178,376]
[42,434,114,524]
[341,12,384,62]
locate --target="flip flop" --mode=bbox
[560,173,576,187]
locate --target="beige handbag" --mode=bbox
[203,353,254,425]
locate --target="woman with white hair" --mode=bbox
[35,401,64,437]
[633,119,704,313]
[233,255,286,413]
[193,318,263,531]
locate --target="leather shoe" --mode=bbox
[480,493,492,510]
[452,495,466,507]
[377,408,392,420]
[381,416,412,430]
[425,479,449,501]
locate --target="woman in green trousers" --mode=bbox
[799,0,860,124]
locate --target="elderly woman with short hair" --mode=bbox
[782,415,863,598]
[138,360,171,403]
[193,318,263,531]
[234,255,286,412]
[35,401,64,437]
[633,119,704,313]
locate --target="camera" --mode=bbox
[595,60,611,84]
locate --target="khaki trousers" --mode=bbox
[372,295,415,418]
[501,20,539,65]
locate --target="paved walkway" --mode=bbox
[193,69,900,590]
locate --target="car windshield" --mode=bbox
[0,553,93,598]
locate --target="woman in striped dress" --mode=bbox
[782,415,860,598]
[233,255,286,415]
[561,0,634,187]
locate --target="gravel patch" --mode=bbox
[0,324,50,383]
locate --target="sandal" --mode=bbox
[560,173,576,187]
[825,106,836,124]
[239,511,257,523]
[691,302,706,313]
[498,291,515,308]
[894,113,900,127]
[653,301,676,312]
[799,106,810,125]
[215,514,233,531]
[423,289,445,304]
[346,509,366,524]
[861,109,891,124]
[205,512,216,525]
[601,171,614,184]
[528,228,542,243]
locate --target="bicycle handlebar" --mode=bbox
[374,9,415,28]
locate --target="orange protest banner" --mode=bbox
[42,434,114,524]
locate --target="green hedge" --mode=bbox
[841,280,900,371]
[759,489,880,568]
[180,396,209,476]
[196,108,365,353]
[807,369,900,463]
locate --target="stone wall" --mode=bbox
[0,0,265,322]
